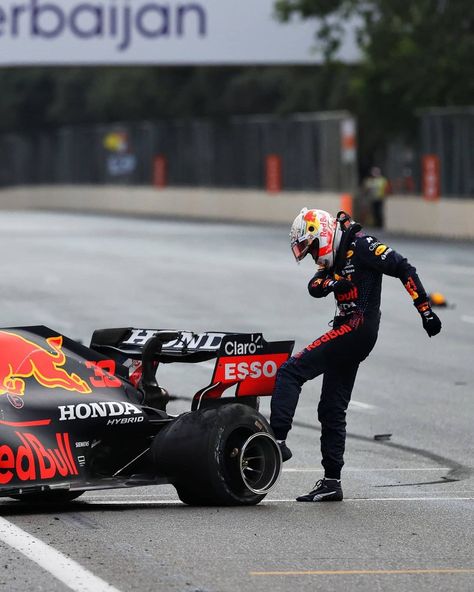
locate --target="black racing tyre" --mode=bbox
[152,403,282,506]
[10,490,84,503]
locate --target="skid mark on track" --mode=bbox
[168,393,471,482]
[375,478,458,487]
[282,467,450,473]
[292,419,472,482]
[56,512,101,529]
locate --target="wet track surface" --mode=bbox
[0,211,473,592]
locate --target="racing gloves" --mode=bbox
[332,279,359,305]
[308,275,358,301]
[332,279,356,298]
[415,300,442,337]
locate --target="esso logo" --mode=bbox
[224,361,278,381]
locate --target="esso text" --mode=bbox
[224,360,277,381]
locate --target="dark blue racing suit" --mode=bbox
[270,231,430,479]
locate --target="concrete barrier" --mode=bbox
[386,195,474,240]
[0,186,473,239]
[0,186,343,224]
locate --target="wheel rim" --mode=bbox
[238,432,282,494]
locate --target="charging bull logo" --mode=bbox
[303,210,321,234]
[0,332,92,405]
[303,210,318,224]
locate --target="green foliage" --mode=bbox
[0,65,356,133]
[276,0,474,143]
[0,0,472,168]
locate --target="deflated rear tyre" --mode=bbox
[152,403,282,506]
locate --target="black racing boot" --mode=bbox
[296,478,343,502]
[276,440,292,462]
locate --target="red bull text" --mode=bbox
[307,325,352,350]
[0,431,78,484]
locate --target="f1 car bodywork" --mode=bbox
[0,326,293,505]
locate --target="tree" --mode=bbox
[0,65,356,133]
[275,0,474,153]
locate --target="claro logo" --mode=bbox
[58,401,143,424]
[0,1,207,51]
[224,335,263,356]
[0,432,78,485]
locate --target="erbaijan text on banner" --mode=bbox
[0,0,360,65]
[0,0,207,52]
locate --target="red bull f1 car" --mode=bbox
[0,326,293,506]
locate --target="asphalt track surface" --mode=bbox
[0,210,473,592]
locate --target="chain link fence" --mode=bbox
[0,112,356,192]
[420,107,474,197]
[379,108,473,198]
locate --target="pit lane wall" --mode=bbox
[0,186,473,239]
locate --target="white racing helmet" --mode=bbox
[290,208,342,268]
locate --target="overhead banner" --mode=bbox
[0,0,359,65]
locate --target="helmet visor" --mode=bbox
[291,237,318,261]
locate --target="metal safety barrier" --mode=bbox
[0,112,357,192]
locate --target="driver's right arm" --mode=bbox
[308,269,335,298]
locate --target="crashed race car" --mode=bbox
[0,326,293,506]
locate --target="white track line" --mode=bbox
[80,497,474,506]
[250,568,474,576]
[349,400,376,410]
[282,467,449,472]
[268,497,474,502]
[0,517,121,592]
[83,489,474,498]
[461,315,474,324]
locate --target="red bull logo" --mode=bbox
[335,286,359,303]
[0,332,92,403]
[302,210,335,258]
[303,210,318,224]
[316,213,334,257]
[303,211,321,235]
[306,324,352,351]
[0,431,78,485]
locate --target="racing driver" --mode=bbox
[270,208,442,502]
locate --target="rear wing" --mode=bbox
[91,328,255,362]
[90,328,294,408]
